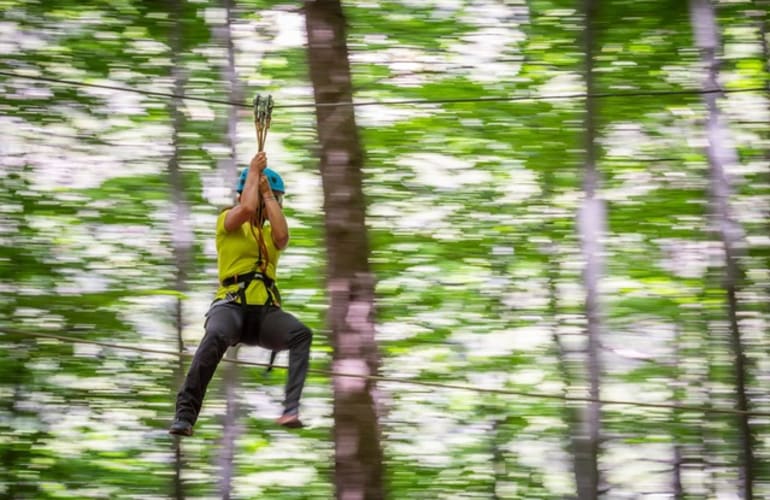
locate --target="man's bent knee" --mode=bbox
[289,326,312,350]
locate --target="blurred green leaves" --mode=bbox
[1,0,769,498]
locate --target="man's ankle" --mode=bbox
[169,418,194,436]
[276,412,303,428]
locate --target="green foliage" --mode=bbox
[1,0,768,498]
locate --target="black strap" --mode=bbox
[222,271,273,290]
[266,350,278,373]
[222,270,280,374]
[222,271,280,308]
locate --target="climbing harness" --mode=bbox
[221,271,277,305]
[221,267,281,373]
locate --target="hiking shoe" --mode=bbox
[169,418,193,436]
[276,413,303,428]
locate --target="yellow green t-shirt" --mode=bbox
[214,209,281,305]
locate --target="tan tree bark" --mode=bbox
[304,1,385,498]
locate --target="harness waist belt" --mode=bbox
[222,271,274,289]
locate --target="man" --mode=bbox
[170,152,312,436]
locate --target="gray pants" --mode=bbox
[174,302,312,424]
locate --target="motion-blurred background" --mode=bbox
[1,0,768,498]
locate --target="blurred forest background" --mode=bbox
[1,0,769,498]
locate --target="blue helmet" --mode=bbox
[236,167,285,194]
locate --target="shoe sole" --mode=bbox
[277,419,304,429]
[169,428,193,436]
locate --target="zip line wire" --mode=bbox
[2,69,767,417]
[3,328,768,418]
[1,71,766,111]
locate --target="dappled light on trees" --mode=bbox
[1,0,768,499]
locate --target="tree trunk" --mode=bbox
[542,165,583,499]
[304,1,385,498]
[688,0,754,497]
[673,444,684,499]
[215,1,241,498]
[672,327,684,499]
[758,2,770,351]
[218,0,241,191]
[173,299,185,500]
[490,418,504,500]
[575,0,603,497]
[218,348,240,500]
[166,0,191,498]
